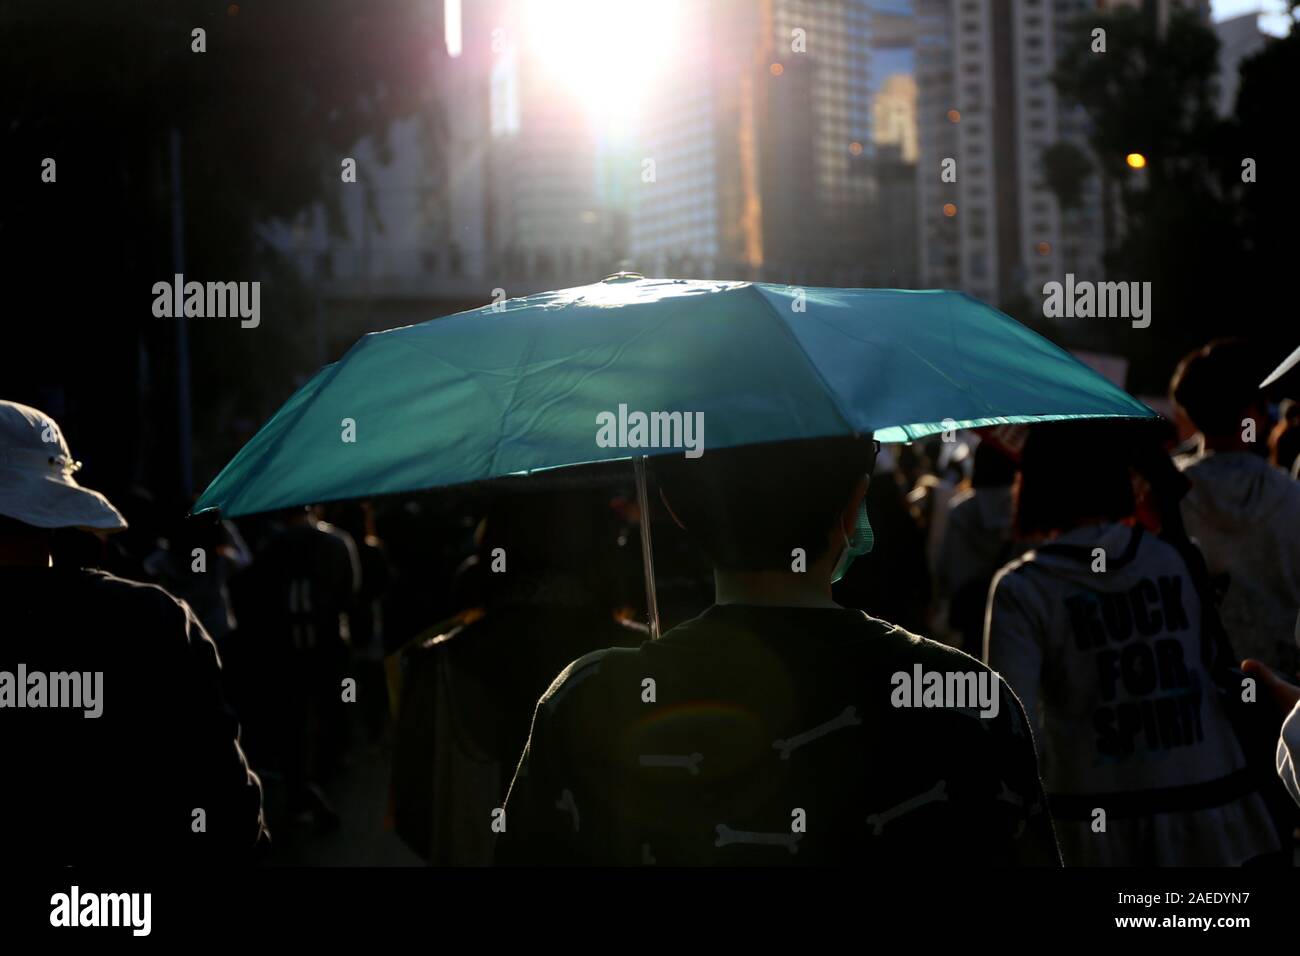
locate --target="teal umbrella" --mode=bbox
[195,275,1153,518]
[195,275,1154,630]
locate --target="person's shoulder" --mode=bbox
[946,486,977,513]
[314,520,356,551]
[1260,458,1300,497]
[535,643,644,713]
[79,567,187,608]
[77,569,209,645]
[994,543,1041,577]
[873,619,1035,741]
[982,551,1058,628]
[980,551,1037,604]
[875,618,994,676]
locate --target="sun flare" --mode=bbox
[520,0,684,131]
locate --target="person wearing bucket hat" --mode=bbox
[0,401,127,534]
[0,400,269,862]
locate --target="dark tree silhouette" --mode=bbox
[1,0,445,496]
[1049,6,1298,394]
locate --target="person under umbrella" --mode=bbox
[497,436,1061,865]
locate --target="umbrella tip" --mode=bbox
[601,271,644,283]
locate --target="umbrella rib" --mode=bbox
[206,346,359,514]
[434,307,666,479]
[482,321,547,477]
[779,291,992,418]
[746,283,860,436]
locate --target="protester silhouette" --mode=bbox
[392,489,643,864]
[0,401,268,862]
[240,506,360,831]
[1170,340,1300,673]
[937,440,1020,653]
[498,436,1060,865]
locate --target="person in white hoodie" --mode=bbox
[984,421,1280,866]
[1170,340,1300,674]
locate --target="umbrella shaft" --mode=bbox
[633,456,661,640]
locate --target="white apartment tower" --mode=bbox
[919,0,1213,307]
[918,0,1107,307]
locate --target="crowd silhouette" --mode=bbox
[3,337,1299,866]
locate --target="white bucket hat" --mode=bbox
[0,400,127,532]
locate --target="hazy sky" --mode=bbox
[1211,0,1294,35]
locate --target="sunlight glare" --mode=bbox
[521,0,683,133]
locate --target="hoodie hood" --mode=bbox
[1026,522,1149,592]
[1179,451,1296,528]
[1174,449,1300,668]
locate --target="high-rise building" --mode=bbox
[260,0,492,345]
[864,4,921,287]
[758,0,879,285]
[915,0,962,290]
[627,0,922,287]
[625,0,763,279]
[917,0,1221,308]
[874,74,920,161]
[917,0,1116,308]
[276,0,643,330]
[485,0,627,287]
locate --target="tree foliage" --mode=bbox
[1,0,444,495]
[1051,7,1299,393]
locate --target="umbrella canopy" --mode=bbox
[194,275,1154,518]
